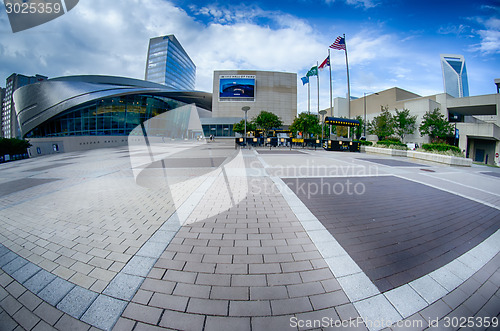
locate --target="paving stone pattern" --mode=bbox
[283,176,500,292]
[358,158,427,167]
[117,174,358,330]
[0,146,499,331]
[0,178,60,197]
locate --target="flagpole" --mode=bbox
[344,33,351,118]
[317,61,320,116]
[328,49,332,118]
[308,79,310,115]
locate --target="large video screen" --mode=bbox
[219,75,255,98]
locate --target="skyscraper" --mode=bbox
[1,73,47,138]
[145,35,196,90]
[440,54,469,98]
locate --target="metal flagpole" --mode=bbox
[317,61,320,115]
[307,78,310,114]
[344,33,351,118]
[329,49,332,118]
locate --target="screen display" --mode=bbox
[219,75,255,98]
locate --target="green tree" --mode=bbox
[232,120,256,134]
[368,106,394,140]
[353,115,364,139]
[419,108,454,142]
[289,113,321,138]
[393,108,417,142]
[252,111,283,136]
[0,138,31,156]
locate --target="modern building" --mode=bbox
[13,75,211,156]
[331,84,500,166]
[440,54,469,98]
[0,87,4,137]
[212,70,297,127]
[1,73,47,138]
[495,78,500,94]
[145,35,196,90]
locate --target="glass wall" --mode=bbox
[26,94,184,138]
[145,37,196,90]
[202,124,235,137]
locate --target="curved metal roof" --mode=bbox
[13,75,212,137]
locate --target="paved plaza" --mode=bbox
[0,140,499,330]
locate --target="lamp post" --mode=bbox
[242,106,250,148]
[319,109,327,140]
[363,92,379,138]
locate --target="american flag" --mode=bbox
[330,36,346,50]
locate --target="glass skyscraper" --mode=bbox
[145,35,196,91]
[440,54,469,98]
[2,73,47,138]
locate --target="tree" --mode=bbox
[252,111,283,136]
[233,120,256,134]
[289,113,321,138]
[419,108,454,142]
[0,138,31,156]
[368,106,394,140]
[353,115,364,139]
[393,108,417,142]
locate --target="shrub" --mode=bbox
[376,140,407,147]
[355,140,373,146]
[374,140,408,150]
[421,143,462,154]
[0,138,31,155]
[384,136,402,143]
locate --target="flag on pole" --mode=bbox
[306,66,318,77]
[318,56,330,70]
[330,36,346,50]
[301,76,309,85]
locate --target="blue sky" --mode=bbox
[0,0,499,114]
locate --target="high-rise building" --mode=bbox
[1,73,48,138]
[0,87,5,137]
[145,35,196,90]
[440,54,469,98]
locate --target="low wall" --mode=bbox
[362,146,472,167]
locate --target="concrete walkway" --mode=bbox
[0,141,498,330]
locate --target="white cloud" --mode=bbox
[324,0,378,9]
[469,17,500,54]
[0,0,448,114]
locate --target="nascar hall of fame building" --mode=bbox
[209,70,297,133]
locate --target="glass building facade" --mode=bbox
[145,35,196,91]
[202,123,235,137]
[25,95,184,138]
[440,54,469,98]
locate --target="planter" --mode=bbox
[363,146,471,166]
[407,150,472,167]
[364,146,407,157]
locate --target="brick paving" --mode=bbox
[0,144,498,331]
[282,176,499,292]
[358,158,427,167]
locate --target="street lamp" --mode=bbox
[242,106,250,148]
[319,109,327,140]
[363,92,379,137]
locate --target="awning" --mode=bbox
[325,117,361,126]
